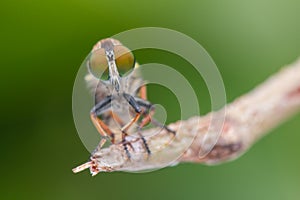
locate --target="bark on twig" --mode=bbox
[180,58,300,164]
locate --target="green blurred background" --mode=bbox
[1,0,300,199]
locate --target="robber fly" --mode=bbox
[73,38,177,175]
[84,38,175,157]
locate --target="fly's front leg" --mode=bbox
[122,96,152,156]
[122,93,142,134]
[120,93,144,159]
[90,95,116,143]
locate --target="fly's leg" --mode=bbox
[92,138,107,154]
[122,93,142,133]
[135,98,177,155]
[129,86,176,155]
[117,93,144,159]
[150,118,176,135]
[122,137,132,159]
[135,97,176,135]
[109,111,125,127]
[139,84,147,100]
[122,92,176,157]
[90,95,116,143]
[74,96,116,175]
[121,113,141,134]
[91,95,135,159]
[137,85,153,155]
[90,114,116,143]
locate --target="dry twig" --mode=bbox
[73,58,300,175]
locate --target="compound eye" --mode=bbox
[114,45,135,76]
[88,48,109,79]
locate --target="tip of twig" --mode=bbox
[72,161,93,173]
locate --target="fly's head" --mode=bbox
[87,38,136,94]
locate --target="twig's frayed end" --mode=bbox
[72,161,93,173]
[73,155,115,175]
[72,160,101,176]
[72,158,102,176]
